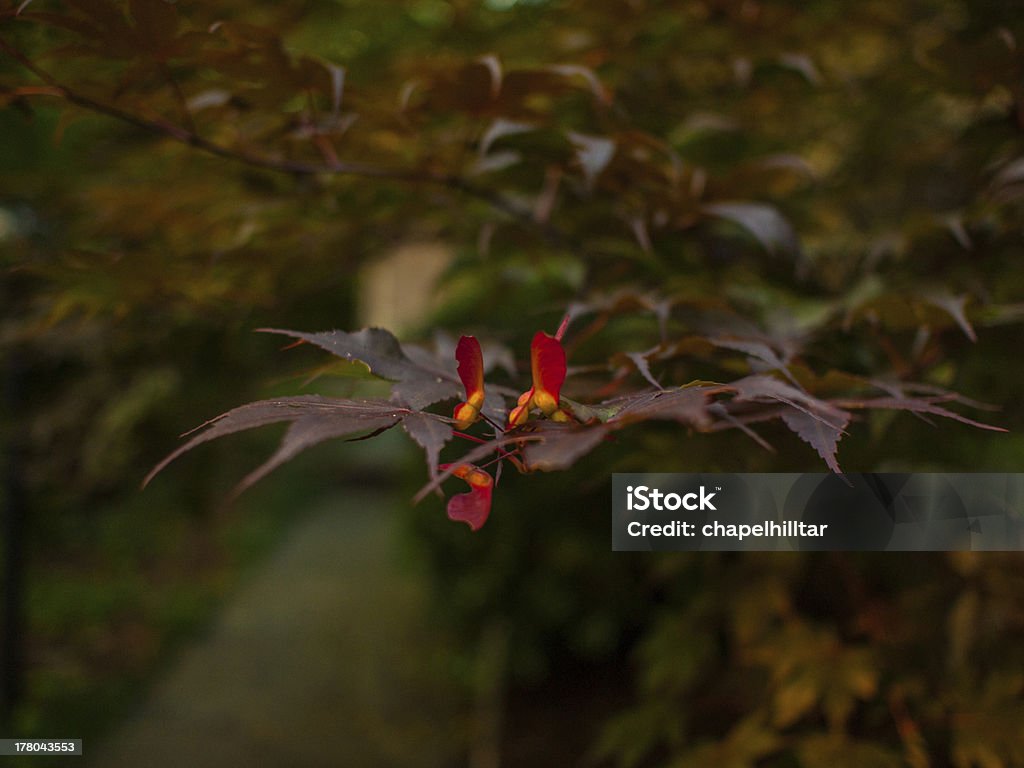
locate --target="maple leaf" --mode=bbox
[779,409,845,474]
[402,411,453,480]
[143,396,415,494]
[520,422,611,472]
[703,201,801,258]
[833,396,1007,432]
[258,327,461,409]
[727,375,851,471]
[605,386,718,428]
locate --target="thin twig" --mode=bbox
[0,34,575,249]
[160,61,196,134]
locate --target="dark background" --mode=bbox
[2,1,1024,765]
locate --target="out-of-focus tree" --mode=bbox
[3,0,1024,764]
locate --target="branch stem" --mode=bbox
[0,35,573,248]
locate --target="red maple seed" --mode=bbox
[453,335,485,429]
[508,316,572,427]
[440,462,494,531]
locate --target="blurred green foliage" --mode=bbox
[2,0,1024,765]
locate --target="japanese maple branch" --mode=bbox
[0,35,574,250]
